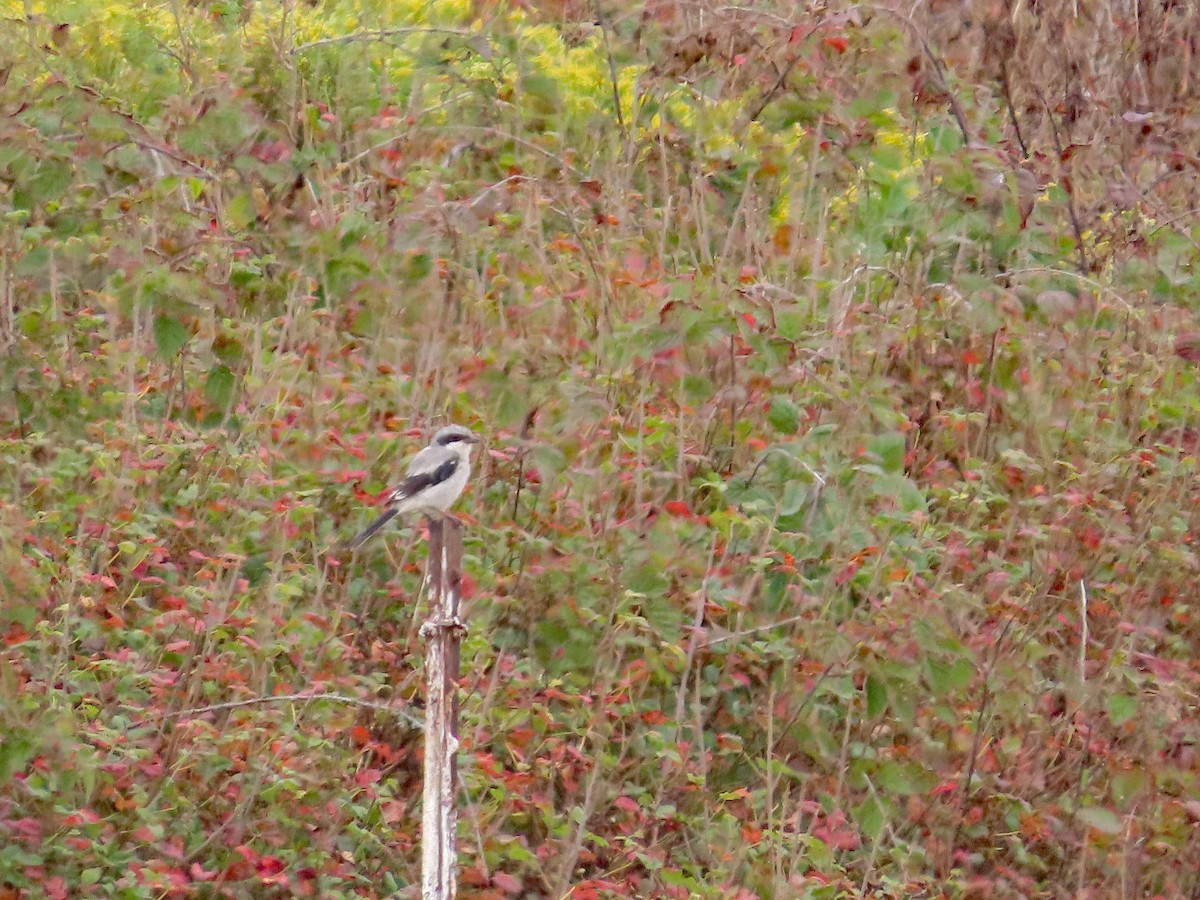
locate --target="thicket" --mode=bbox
[2,0,1199,896]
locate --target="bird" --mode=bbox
[348,424,481,549]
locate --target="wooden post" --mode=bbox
[420,517,463,900]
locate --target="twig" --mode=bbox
[865,5,972,145]
[1037,90,1090,275]
[745,53,801,125]
[342,123,584,180]
[743,446,827,495]
[1078,580,1088,686]
[292,27,478,54]
[132,692,423,729]
[998,61,1029,159]
[675,535,720,741]
[701,613,811,647]
[596,15,626,135]
[991,266,1134,314]
[948,615,1016,869]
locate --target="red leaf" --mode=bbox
[492,872,524,894]
[258,856,286,875]
[12,818,41,839]
[235,845,258,864]
[461,866,490,887]
[613,796,640,813]
[822,35,849,53]
[354,767,382,786]
[63,808,100,826]
[812,823,860,850]
[190,862,218,882]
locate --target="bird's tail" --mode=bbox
[347,506,399,549]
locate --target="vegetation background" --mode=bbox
[2,0,1199,896]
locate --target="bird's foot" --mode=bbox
[419,616,468,639]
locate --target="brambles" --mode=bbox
[2,0,1199,896]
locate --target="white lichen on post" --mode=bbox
[420,517,463,900]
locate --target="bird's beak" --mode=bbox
[465,434,481,444]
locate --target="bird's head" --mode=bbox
[431,424,481,455]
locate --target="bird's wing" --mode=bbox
[385,447,460,503]
[348,446,464,550]
[404,443,453,477]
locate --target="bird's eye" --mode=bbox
[441,435,462,444]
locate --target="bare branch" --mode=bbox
[132,693,423,729]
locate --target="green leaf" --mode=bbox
[14,246,49,277]
[1076,805,1123,835]
[204,364,236,411]
[13,389,33,424]
[0,596,36,630]
[865,674,887,718]
[529,444,566,478]
[212,334,244,365]
[81,868,102,886]
[776,310,804,341]
[223,192,257,231]
[683,374,714,405]
[1107,693,1137,726]
[405,252,433,282]
[0,733,37,782]
[659,867,700,889]
[1110,768,1147,805]
[868,432,906,472]
[16,159,74,208]
[768,396,800,434]
[778,480,808,517]
[519,72,562,109]
[625,564,667,596]
[153,315,189,359]
[875,760,914,794]
[854,795,885,840]
[874,472,928,514]
[494,387,531,428]
[925,657,974,698]
[847,90,897,121]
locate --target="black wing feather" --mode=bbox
[389,456,459,502]
[348,457,460,549]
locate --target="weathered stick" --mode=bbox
[420,517,463,900]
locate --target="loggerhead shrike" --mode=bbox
[348,424,481,549]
